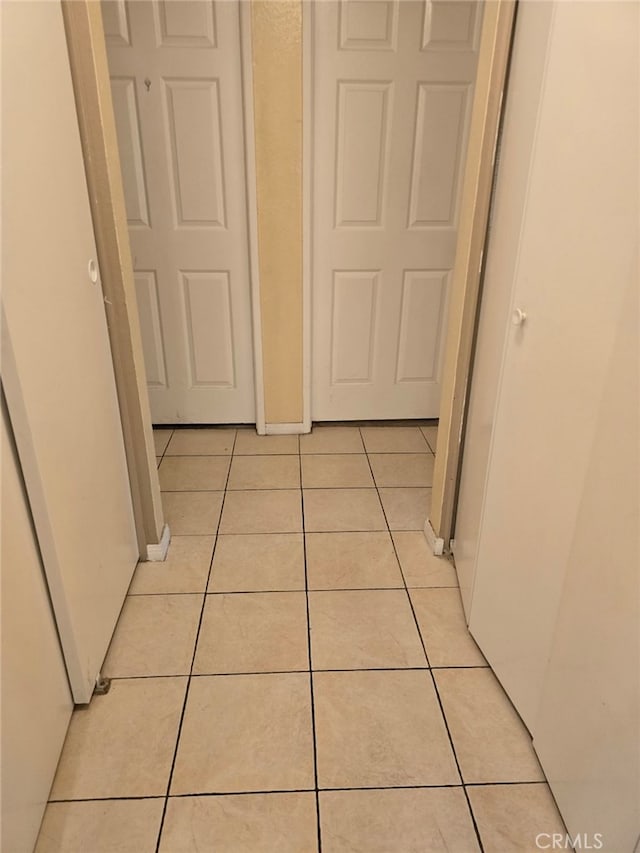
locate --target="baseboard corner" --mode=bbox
[264,422,311,435]
[423,519,445,556]
[143,523,171,562]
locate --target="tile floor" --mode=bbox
[36,424,567,852]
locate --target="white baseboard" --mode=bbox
[423,519,445,556]
[144,523,171,562]
[265,422,311,435]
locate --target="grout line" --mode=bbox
[428,668,486,852]
[102,664,491,682]
[299,449,323,853]
[153,429,239,853]
[47,778,546,805]
[359,429,485,851]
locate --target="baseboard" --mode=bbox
[423,519,445,556]
[144,523,171,562]
[265,422,311,435]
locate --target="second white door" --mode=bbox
[103,0,255,424]
[311,0,481,420]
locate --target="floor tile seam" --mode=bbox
[359,431,431,669]
[47,778,547,806]
[103,664,493,683]
[153,428,239,852]
[359,427,485,851]
[427,667,486,852]
[298,451,323,853]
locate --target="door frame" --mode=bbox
[62,0,267,551]
[64,0,514,558]
[301,0,516,549]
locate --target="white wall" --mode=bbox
[533,270,639,850]
[455,0,639,844]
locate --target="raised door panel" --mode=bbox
[102,0,131,45]
[134,271,167,386]
[181,271,235,387]
[110,76,151,227]
[156,0,217,46]
[395,270,446,383]
[408,84,470,227]
[164,79,226,227]
[335,82,392,227]
[331,271,379,383]
[422,0,479,50]
[339,0,399,51]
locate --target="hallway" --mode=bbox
[35,425,566,851]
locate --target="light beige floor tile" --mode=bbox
[219,490,302,534]
[153,429,173,456]
[303,489,386,532]
[309,590,426,670]
[300,426,364,455]
[306,532,403,589]
[410,588,487,667]
[103,594,202,677]
[227,455,300,490]
[234,431,299,455]
[209,533,305,592]
[129,536,214,595]
[160,793,318,853]
[171,673,315,794]
[50,677,186,799]
[379,488,431,530]
[434,668,545,783]
[302,454,373,488]
[158,455,230,491]
[314,670,460,788]
[162,491,223,535]
[369,453,435,487]
[35,799,164,853]
[193,592,309,674]
[421,424,438,452]
[468,784,567,852]
[392,532,458,587]
[156,456,162,468]
[361,426,430,453]
[165,428,236,456]
[320,788,480,853]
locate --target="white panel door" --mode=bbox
[453,1,554,618]
[103,0,255,424]
[1,400,73,853]
[312,0,481,420]
[1,0,139,703]
[466,0,638,731]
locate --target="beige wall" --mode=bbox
[251,0,304,425]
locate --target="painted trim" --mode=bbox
[265,422,310,435]
[430,0,517,546]
[239,1,266,436]
[301,0,313,432]
[62,1,165,559]
[423,519,445,557]
[143,523,171,562]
